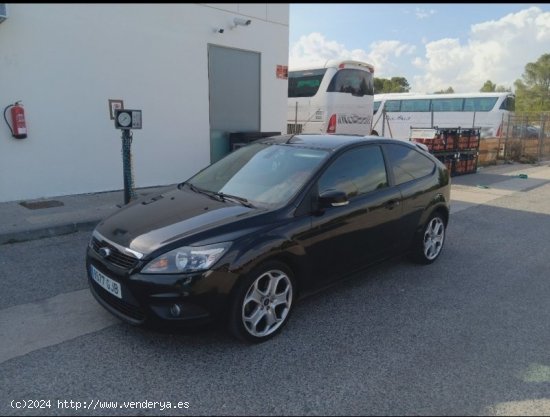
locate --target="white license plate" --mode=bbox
[90,265,122,299]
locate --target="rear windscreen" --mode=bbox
[288,69,328,98]
[326,69,374,96]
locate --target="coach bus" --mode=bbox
[287,60,375,135]
[372,92,515,140]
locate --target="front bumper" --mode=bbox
[86,247,239,326]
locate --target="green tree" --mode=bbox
[373,78,385,94]
[495,85,511,92]
[389,77,410,92]
[480,80,511,93]
[433,87,454,94]
[514,53,550,112]
[480,80,496,92]
[373,76,410,94]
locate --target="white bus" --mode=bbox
[372,92,515,140]
[287,60,375,135]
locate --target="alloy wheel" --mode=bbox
[241,269,293,337]
[423,217,445,260]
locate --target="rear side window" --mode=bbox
[318,145,388,199]
[373,101,381,113]
[326,69,374,96]
[288,69,328,98]
[384,144,435,185]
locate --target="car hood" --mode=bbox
[96,186,263,256]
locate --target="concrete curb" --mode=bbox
[0,219,100,245]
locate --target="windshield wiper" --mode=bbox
[182,182,254,208]
[184,183,254,207]
[216,192,255,208]
[183,182,224,202]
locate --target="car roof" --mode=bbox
[258,134,417,152]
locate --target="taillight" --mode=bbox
[327,114,337,134]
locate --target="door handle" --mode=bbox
[384,199,400,210]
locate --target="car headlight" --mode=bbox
[141,242,231,274]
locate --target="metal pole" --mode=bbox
[381,108,386,136]
[386,115,394,139]
[538,113,544,163]
[521,114,527,157]
[121,129,136,205]
[294,101,298,133]
[504,113,510,163]
[496,113,503,160]
[543,115,548,159]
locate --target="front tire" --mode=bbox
[228,261,295,343]
[411,212,446,264]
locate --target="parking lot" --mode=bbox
[1,163,550,416]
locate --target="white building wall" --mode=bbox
[0,4,289,202]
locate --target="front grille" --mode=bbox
[91,237,139,269]
[90,279,146,322]
[287,123,303,134]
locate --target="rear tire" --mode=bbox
[228,261,295,343]
[410,212,446,264]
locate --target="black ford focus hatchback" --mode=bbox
[87,135,450,342]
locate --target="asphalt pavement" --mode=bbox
[1,161,550,415]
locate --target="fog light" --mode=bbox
[170,304,182,317]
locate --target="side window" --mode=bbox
[499,96,515,111]
[431,98,464,112]
[373,101,381,113]
[384,100,401,112]
[464,97,498,111]
[326,69,374,96]
[401,99,430,112]
[318,146,388,199]
[288,69,328,98]
[384,144,435,185]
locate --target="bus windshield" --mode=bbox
[288,69,327,98]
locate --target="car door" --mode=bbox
[382,143,439,250]
[296,144,403,287]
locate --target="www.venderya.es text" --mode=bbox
[10,399,190,411]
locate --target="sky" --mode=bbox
[288,4,550,93]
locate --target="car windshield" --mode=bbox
[186,143,328,207]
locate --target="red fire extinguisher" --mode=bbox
[3,101,28,139]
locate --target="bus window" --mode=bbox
[464,97,498,111]
[384,100,401,112]
[401,99,430,112]
[372,92,513,140]
[326,69,374,96]
[288,69,328,98]
[431,98,463,112]
[373,101,381,113]
[499,96,515,111]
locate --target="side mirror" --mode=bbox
[318,190,349,208]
